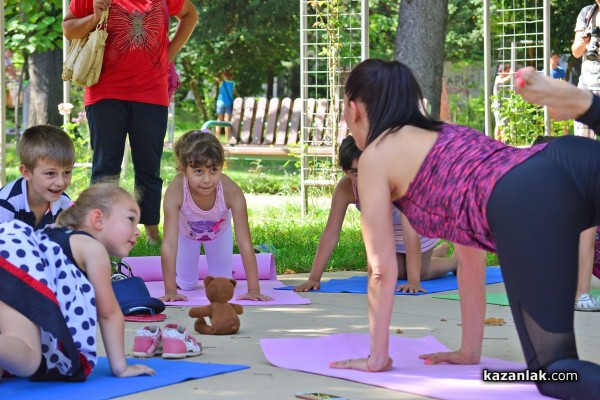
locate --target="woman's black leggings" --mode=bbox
[487,136,600,399]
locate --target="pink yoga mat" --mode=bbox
[261,334,549,400]
[122,254,277,281]
[145,279,311,307]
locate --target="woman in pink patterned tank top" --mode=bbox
[329,60,600,398]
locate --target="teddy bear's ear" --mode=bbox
[204,275,214,286]
[229,278,237,287]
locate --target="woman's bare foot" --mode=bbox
[515,67,593,120]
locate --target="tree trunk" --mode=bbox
[395,0,449,119]
[28,49,63,127]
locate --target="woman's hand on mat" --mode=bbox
[329,356,393,372]
[236,289,273,301]
[419,349,480,365]
[294,279,321,292]
[160,291,188,302]
[396,282,426,294]
[115,364,156,377]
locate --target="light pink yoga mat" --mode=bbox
[122,255,310,306]
[261,334,549,399]
[122,254,277,281]
[145,279,310,306]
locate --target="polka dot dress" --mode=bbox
[0,220,97,378]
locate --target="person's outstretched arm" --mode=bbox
[160,175,188,302]
[419,244,486,365]
[295,177,354,292]
[224,175,272,301]
[330,150,396,373]
[74,235,155,377]
[167,0,198,62]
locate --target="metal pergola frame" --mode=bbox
[299,0,368,216]
[483,0,551,138]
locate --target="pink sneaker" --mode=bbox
[162,324,202,359]
[132,325,162,358]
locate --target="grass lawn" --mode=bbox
[2,133,499,274]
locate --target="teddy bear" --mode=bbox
[188,276,243,335]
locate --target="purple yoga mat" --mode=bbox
[122,254,277,281]
[261,334,550,400]
[145,279,311,306]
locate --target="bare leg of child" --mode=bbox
[395,248,458,281]
[0,301,42,377]
[224,112,232,142]
[216,113,224,136]
[420,248,459,280]
[432,242,449,258]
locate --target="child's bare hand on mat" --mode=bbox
[236,289,273,301]
[294,279,321,292]
[330,356,393,372]
[396,282,426,294]
[419,349,480,365]
[160,291,187,302]
[114,364,156,377]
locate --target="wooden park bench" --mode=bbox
[201,97,349,160]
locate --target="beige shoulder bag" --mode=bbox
[62,9,109,87]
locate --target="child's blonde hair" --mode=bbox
[174,130,225,170]
[55,183,135,229]
[18,125,75,170]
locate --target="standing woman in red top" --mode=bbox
[62,0,198,243]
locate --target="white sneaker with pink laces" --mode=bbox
[162,324,202,359]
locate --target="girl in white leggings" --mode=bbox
[159,130,272,302]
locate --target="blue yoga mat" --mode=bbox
[1,357,249,400]
[278,266,504,295]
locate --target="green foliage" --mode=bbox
[446,0,484,63]
[5,0,63,55]
[252,219,366,275]
[62,118,90,163]
[549,0,592,56]
[449,91,486,131]
[368,0,399,60]
[494,90,543,146]
[184,0,299,98]
[226,169,299,196]
[493,90,573,146]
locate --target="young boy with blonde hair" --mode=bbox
[0,125,75,229]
